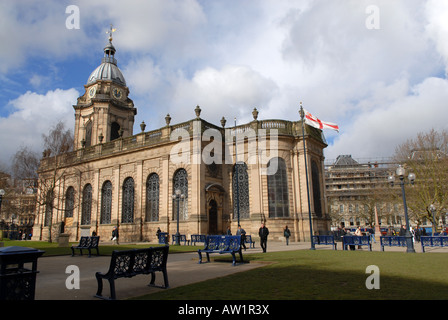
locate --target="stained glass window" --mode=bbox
[65,187,74,218]
[232,162,250,220]
[100,181,112,224]
[122,177,134,223]
[173,169,188,220]
[267,157,289,218]
[146,173,159,222]
[81,184,92,225]
[44,190,53,227]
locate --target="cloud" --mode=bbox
[0,88,78,166]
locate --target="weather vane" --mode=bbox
[106,24,116,42]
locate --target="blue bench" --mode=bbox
[421,236,448,252]
[342,236,372,251]
[244,235,256,248]
[95,246,169,300]
[172,234,188,245]
[198,235,243,266]
[190,234,207,246]
[71,236,100,257]
[158,232,169,244]
[312,235,337,250]
[380,236,408,251]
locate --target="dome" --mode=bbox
[87,40,126,86]
[87,62,126,86]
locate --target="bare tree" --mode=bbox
[11,146,39,180]
[394,129,448,230]
[42,120,74,156]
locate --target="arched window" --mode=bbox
[65,186,75,218]
[44,190,53,227]
[232,162,250,220]
[173,169,188,220]
[85,121,93,147]
[110,122,121,141]
[100,181,112,224]
[267,157,289,218]
[146,173,160,222]
[81,184,92,225]
[311,160,322,217]
[122,177,134,223]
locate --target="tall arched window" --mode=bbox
[81,184,92,225]
[85,121,93,147]
[44,190,53,227]
[146,173,160,222]
[173,169,188,220]
[122,177,134,223]
[100,181,112,224]
[232,162,250,220]
[267,157,289,218]
[110,122,121,141]
[65,186,75,218]
[311,160,322,217]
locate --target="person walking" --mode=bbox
[259,223,269,253]
[236,225,246,250]
[284,225,291,245]
[111,226,119,245]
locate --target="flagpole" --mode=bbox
[299,103,315,250]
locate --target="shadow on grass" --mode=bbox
[135,250,448,300]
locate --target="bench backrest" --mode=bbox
[343,236,370,245]
[90,236,100,247]
[380,236,407,246]
[109,246,169,277]
[204,235,241,251]
[421,236,448,247]
[312,235,335,245]
[191,234,206,242]
[78,236,90,247]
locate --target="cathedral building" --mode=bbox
[33,35,330,243]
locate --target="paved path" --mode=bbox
[34,240,447,300]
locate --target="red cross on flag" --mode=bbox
[303,109,339,132]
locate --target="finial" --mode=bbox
[106,24,116,42]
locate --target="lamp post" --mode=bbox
[172,189,185,245]
[388,165,415,253]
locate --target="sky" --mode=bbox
[1,0,448,170]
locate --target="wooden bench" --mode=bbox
[198,235,243,266]
[190,234,207,246]
[421,236,448,252]
[94,246,169,300]
[312,235,337,250]
[244,235,256,248]
[71,236,100,257]
[172,234,188,245]
[342,236,372,251]
[380,236,408,251]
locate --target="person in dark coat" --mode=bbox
[112,226,119,245]
[259,223,269,253]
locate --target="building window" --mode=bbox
[44,190,53,227]
[85,121,93,147]
[81,184,92,225]
[65,187,74,218]
[146,173,160,222]
[100,181,112,224]
[111,122,120,141]
[267,157,289,218]
[232,162,250,220]
[173,169,188,220]
[122,177,134,223]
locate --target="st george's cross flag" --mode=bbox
[303,109,339,132]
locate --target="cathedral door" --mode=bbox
[208,199,218,235]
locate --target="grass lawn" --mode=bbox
[0,239,201,256]
[134,250,448,300]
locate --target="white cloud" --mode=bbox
[0,88,78,166]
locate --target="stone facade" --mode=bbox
[33,39,330,243]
